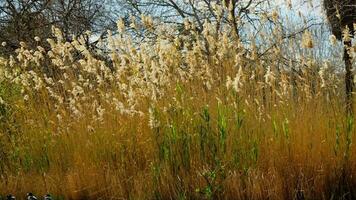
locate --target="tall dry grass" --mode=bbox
[0,7,355,199]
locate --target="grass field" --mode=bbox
[0,10,356,199]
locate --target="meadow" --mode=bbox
[0,6,356,199]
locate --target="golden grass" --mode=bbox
[0,12,355,199]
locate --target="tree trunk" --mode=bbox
[344,40,354,116]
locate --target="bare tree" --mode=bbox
[0,0,109,54]
[111,0,270,38]
[45,0,111,40]
[324,0,356,115]
[0,0,51,52]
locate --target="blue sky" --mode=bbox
[276,0,323,17]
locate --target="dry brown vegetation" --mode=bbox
[0,2,356,199]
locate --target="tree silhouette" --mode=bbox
[324,0,356,115]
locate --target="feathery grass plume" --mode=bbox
[301,30,314,48]
[0,2,354,199]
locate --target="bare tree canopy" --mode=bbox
[111,0,271,37]
[323,0,356,40]
[0,0,109,53]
